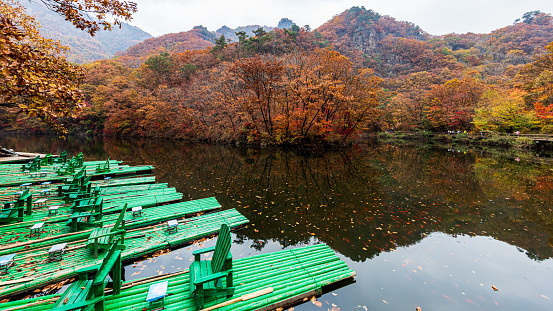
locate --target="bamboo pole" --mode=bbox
[2,296,59,311]
[200,287,274,311]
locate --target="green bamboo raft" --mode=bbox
[0,178,160,198]
[0,244,355,311]
[0,165,155,187]
[0,209,249,299]
[0,186,183,229]
[0,197,223,254]
[0,160,122,175]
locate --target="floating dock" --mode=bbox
[0,197,223,255]
[0,209,248,299]
[0,244,355,311]
[0,165,155,187]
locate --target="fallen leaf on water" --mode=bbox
[310,296,322,307]
[131,271,141,276]
[491,285,499,291]
[331,292,338,296]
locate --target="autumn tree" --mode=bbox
[228,49,383,143]
[473,89,540,132]
[386,71,437,130]
[35,0,137,36]
[0,0,136,135]
[517,41,553,106]
[424,74,486,131]
[0,0,84,136]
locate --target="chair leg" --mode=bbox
[196,287,204,309]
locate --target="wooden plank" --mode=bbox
[0,277,34,286]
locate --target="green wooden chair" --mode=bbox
[57,169,88,197]
[42,153,53,165]
[68,197,103,232]
[0,189,32,223]
[189,223,235,309]
[95,158,110,173]
[21,156,41,172]
[51,241,122,311]
[53,151,68,164]
[87,204,127,258]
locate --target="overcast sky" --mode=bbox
[128,0,553,37]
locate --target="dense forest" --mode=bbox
[3,6,553,145]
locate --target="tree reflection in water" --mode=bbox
[3,135,553,310]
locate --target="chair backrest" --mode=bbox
[19,189,30,200]
[94,197,104,220]
[211,224,232,273]
[111,203,127,231]
[60,151,67,163]
[94,241,121,283]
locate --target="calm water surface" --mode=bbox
[2,135,553,311]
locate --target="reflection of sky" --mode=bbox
[334,232,553,311]
[125,232,553,311]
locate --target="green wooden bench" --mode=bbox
[189,223,235,309]
[57,160,77,176]
[87,204,127,258]
[51,241,122,311]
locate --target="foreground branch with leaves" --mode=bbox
[0,0,86,136]
[0,0,137,136]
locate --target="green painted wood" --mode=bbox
[0,244,354,311]
[0,166,154,187]
[0,209,249,299]
[190,224,234,308]
[0,197,221,254]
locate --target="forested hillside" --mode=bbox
[4,6,553,144]
[22,1,152,64]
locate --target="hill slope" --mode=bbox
[316,6,553,78]
[23,1,152,64]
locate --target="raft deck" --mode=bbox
[0,209,249,299]
[0,197,223,255]
[0,244,355,311]
[0,165,155,187]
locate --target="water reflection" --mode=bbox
[2,135,553,310]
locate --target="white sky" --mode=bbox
[128,0,553,37]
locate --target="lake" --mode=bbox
[2,135,553,311]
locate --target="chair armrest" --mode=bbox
[76,264,100,274]
[193,269,233,285]
[193,246,215,256]
[89,229,125,240]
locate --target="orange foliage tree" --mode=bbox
[226,49,383,143]
[424,74,486,131]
